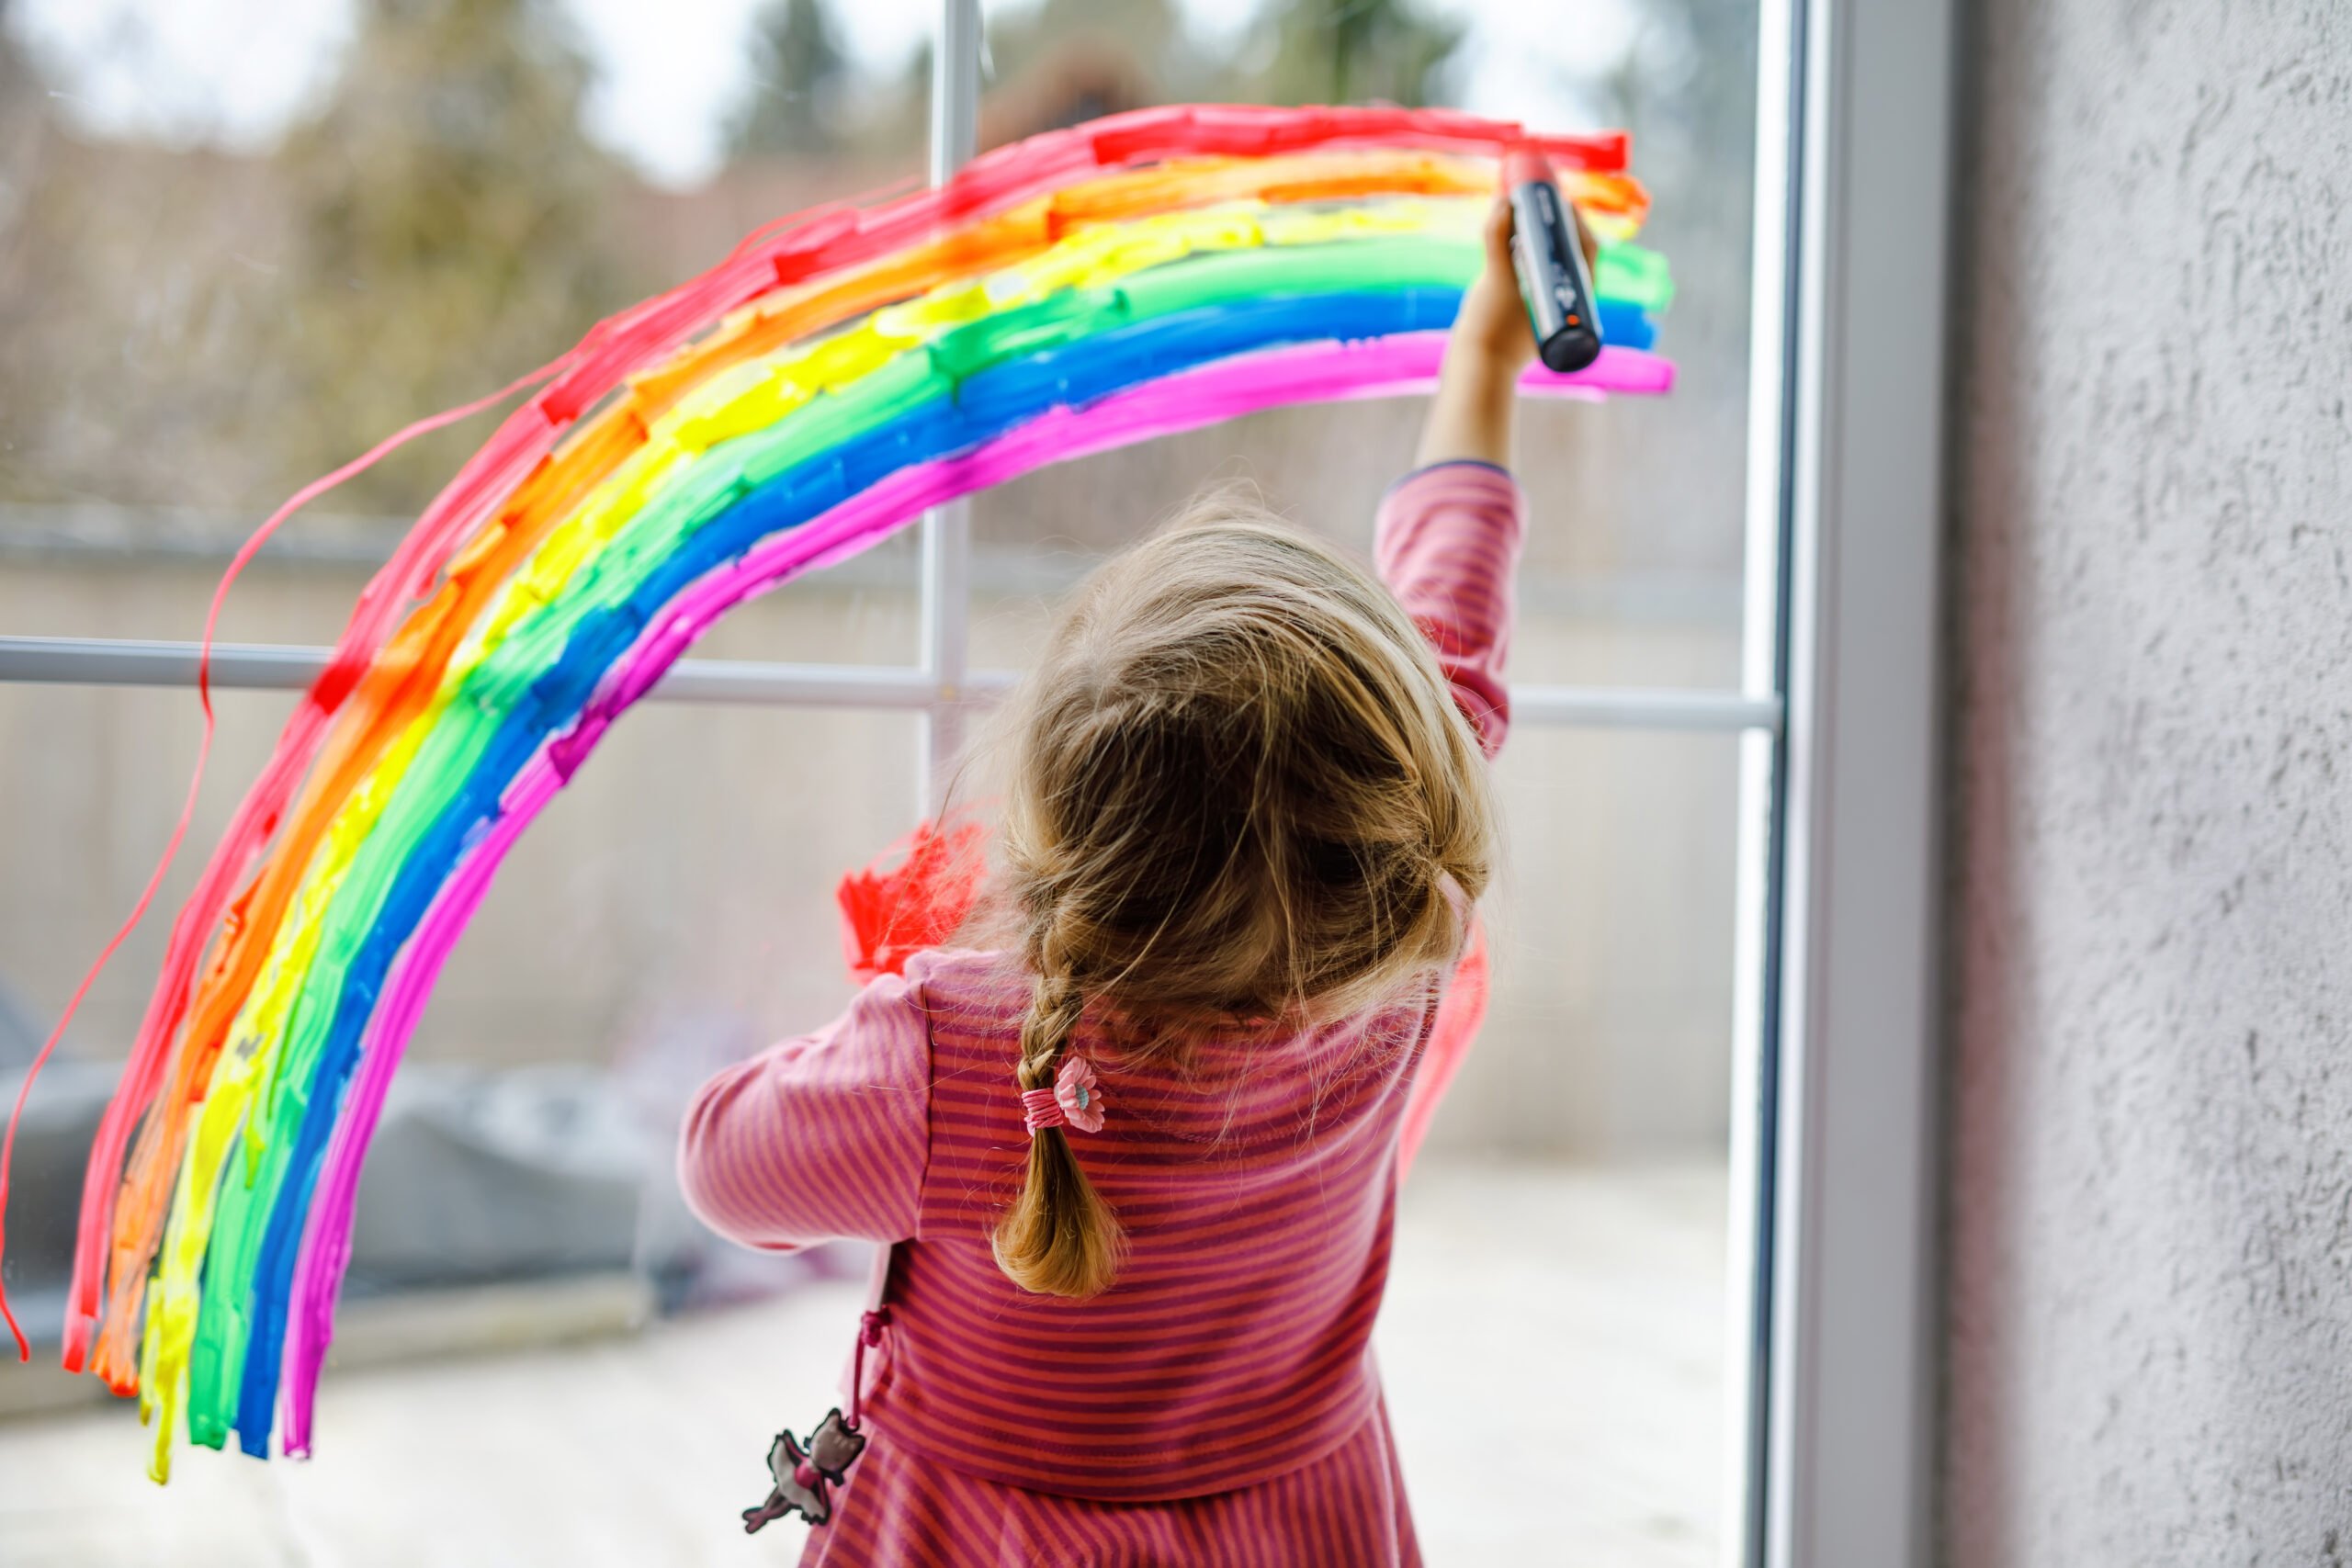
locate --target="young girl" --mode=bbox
[681,186,1552,1565]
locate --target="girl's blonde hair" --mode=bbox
[987,490,1498,1299]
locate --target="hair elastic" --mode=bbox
[1023,1054,1107,1135]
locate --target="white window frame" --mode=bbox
[0,0,1948,1560]
[1741,0,1951,1562]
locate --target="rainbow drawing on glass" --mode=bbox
[0,103,1675,1480]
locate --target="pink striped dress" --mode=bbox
[680,462,1522,1566]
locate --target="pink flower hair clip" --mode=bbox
[1021,1054,1107,1135]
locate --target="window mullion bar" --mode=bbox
[0,637,331,692]
[0,637,1784,732]
[0,637,948,709]
[1510,685,1782,733]
[915,0,983,815]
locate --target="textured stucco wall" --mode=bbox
[1945,1,2352,1561]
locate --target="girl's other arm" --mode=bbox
[676,962,933,1252]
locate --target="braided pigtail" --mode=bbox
[989,971,1125,1298]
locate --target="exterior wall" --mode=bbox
[1945,0,2352,1559]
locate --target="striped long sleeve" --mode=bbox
[676,960,933,1252]
[1374,459,1526,759]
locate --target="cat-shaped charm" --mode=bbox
[742,1408,868,1533]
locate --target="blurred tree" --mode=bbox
[1248,0,1463,108]
[973,0,1221,149]
[0,4,43,272]
[813,30,931,162]
[1606,0,1758,200]
[273,0,633,511]
[983,0,1182,88]
[0,0,39,141]
[0,0,59,500]
[0,4,160,512]
[727,0,850,156]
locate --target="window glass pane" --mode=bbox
[0,0,927,660]
[1451,727,1739,1157]
[965,0,1758,692]
[0,9,1758,1566]
[1392,728,1736,1563]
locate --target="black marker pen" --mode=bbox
[1502,146,1604,374]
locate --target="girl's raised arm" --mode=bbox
[1375,189,1558,759]
[1376,464,1524,760]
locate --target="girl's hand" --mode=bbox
[1453,192,1604,374]
[1452,196,1540,374]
